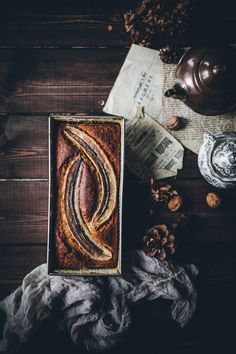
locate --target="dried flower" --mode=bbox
[206,192,222,209]
[149,179,183,213]
[159,45,184,64]
[124,0,194,47]
[143,224,176,260]
[150,180,178,202]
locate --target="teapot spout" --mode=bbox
[164,88,181,99]
[164,81,187,101]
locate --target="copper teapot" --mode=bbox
[165,45,236,116]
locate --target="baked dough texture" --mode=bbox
[54,119,121,272]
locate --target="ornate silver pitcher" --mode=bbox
[198,132,236,188]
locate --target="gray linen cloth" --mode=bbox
[0,250,198,353]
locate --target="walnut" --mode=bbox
[166,115,183,131]
[167,195,183,212]
[206,192,222,209]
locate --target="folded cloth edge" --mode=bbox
[0,250,198,353]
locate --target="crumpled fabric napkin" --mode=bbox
[0,250,198,353]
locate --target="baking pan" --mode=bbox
[47,115,124,275]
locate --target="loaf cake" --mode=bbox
[49,116,123,275]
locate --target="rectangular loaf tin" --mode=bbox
[47,114,124,276]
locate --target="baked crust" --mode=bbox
[54,120,121,271]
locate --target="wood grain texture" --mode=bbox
[0,280,21,300]
[1,0,236,48]
[0,13,129,48]
[1,0,138,14]
[0,179,236,245]
[0,242,236,279]
[0,0,236,352]
[0,245,46,278]
[0,48,127,113]
[0,115,201,179]
[0,116,48,178]
[0,181,48,244]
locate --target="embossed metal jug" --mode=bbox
[165,45,236,116]
[198,132,236,188]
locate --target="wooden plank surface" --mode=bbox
[0,245,46,278]
[0,0,236,353]
[0,115,201,179]
[0,242,236,278]
[0,48,126,113]
[1,0,138,14]
[0,179,236,245]
[1,0,236,48]
[0,281,21,300]
[0,13,129,48]
[0,181,48,244]
[1,12,235,49]
[0,116,48,178]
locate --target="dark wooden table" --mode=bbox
[0,1,236,353]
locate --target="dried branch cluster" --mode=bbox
[150,179,183,212]
[159,45,184,64]
[124,0,193,47]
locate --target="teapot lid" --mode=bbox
[197,46,236,93]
